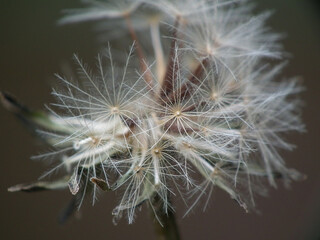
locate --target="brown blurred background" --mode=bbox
[0,0,319,239]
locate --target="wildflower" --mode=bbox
[3,0,304,238]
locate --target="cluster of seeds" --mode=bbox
[7,0,303,224]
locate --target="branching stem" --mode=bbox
[168,58,208,102]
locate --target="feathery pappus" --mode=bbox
[3,0,304,227]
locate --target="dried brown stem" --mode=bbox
[161,19,181,98]
[168,58,208,103]
[125,15,153,88]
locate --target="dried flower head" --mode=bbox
[3,0,303,228]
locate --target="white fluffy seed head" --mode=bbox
[21,0,304,224]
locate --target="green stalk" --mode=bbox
[150,195,181,240]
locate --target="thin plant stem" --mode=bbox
[150,21,166,82]
[150,195,181,240]
[124,15,153,88]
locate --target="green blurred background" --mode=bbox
[0,1,319,239]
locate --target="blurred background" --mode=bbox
[0,0,319,239]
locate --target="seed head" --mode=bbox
[5,0,304,225]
